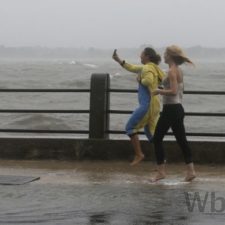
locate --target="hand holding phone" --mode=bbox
[112,49,119,62]
[113,49,117,56]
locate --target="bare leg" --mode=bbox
[151,163,166,182]
[185,163,196,182]
[130,134,144,166]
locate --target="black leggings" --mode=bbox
[153,104,193,165]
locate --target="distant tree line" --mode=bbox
[0,45,225,59]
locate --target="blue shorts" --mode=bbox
[125,84,153,142]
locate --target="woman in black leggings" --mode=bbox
[152,45,196,182]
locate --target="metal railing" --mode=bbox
[0,88,90,134]
[108,89,225,138]
[0,73,224,138]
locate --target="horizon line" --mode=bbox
[1,45,225,50]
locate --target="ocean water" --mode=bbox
[0,58,224,139]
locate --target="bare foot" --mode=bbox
[185,173,196,182]
[130,154,144,166]
[185,163,196,182]
[150,172,166,182]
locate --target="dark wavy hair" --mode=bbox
[144,47,161,65]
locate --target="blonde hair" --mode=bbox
[166,45,194,66]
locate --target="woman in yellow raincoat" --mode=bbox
[112,48,164,165]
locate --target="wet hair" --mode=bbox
[171,56,188,65]
[143,47,161,65]
[166,46,194,66]
[170,55,193,66]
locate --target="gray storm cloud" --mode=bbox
[0,0,224,48]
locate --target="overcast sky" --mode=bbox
[0,0,224,48]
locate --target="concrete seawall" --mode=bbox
[0,137,224,163]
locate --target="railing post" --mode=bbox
[89,73,110,139]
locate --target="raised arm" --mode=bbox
[112,49,142,74]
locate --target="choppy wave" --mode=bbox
[0,59,224,136]
[7,114,71,130]
[83,63,98,68]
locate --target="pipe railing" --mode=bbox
[0,73,224,138]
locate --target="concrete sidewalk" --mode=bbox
[0,160,225,225]
[0,159,225,178]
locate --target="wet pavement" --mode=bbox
[0,160,225,225]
